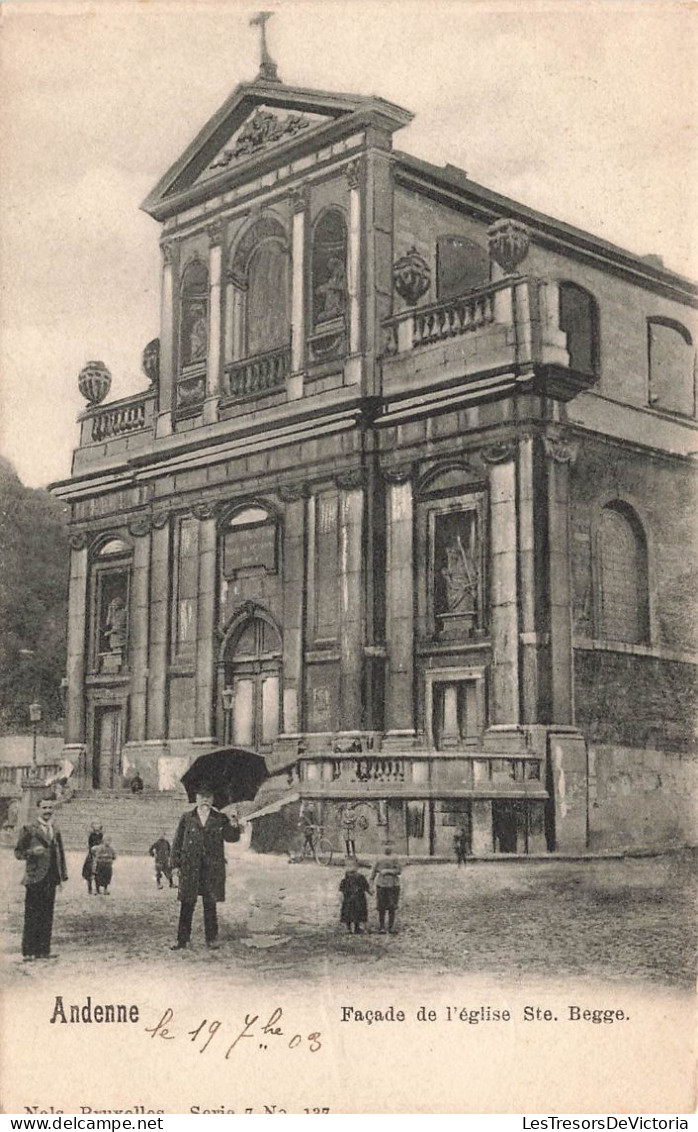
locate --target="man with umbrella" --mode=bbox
[169,784,241,951]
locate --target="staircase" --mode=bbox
[52,790,189,854]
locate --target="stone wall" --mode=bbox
[575,650,697,753]
[587,743,697,849]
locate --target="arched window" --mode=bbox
[246,240,290,356]
[225,217,291,398]
[648,317,695,417]
[222,613,282,750]
[436,235,489,300]
[310,209,348,362]
[559,282,599,375]
[178,259,208,412]
[597,502,649,644]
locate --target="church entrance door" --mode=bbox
[224,614,281,752]
[93,706,123,790]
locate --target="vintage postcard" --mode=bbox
[0,0,696,1116]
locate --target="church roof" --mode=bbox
[142,78,413,221]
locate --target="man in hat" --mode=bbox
[169,785,240,950]
[14,795,68,961]
[369,841,402,934]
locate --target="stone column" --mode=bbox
[338,472,364,728]
[483,443,520,724]
[146,514,170,740]
[65,537,89,747]
[344,160,362,385]
[289,187,307,400]
[156,242,174,438]
[544,435,579,726]
[384,467,415,740]
[203,221,224,424]
[194,506,218,740]
[127,520,151,742]
[280,487,307,733]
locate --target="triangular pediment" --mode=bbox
[201,104,333,181]
[142,80,413,220]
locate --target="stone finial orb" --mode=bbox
[487,218,530,275]
[78,361,112,405]
[142,337,160,388]
[392,247,431,306]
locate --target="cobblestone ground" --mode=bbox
[1,848,695,990]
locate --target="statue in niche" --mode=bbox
[104,596,127,652]
[185,303,208,365]
[440,534,478,614]
[315,257,346,324]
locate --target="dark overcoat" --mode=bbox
[170,808,240,904]
[15,822,68,886]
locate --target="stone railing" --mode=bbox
[0,763,63,787]
[222,346,291,400]
[384,280,508,355]
[86,391,154,442]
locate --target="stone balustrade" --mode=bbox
[83,391,154,443]
[222,345,291,400]
[299,750,545,797]
[0,763,63,788]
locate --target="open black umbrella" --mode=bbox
[180,747,269,811]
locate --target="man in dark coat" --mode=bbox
[14,795,68,961]
[169,786,240,950]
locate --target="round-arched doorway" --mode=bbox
[220,613,282,751]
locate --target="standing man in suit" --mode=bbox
[169,785,240,951]
[14,795,68,961]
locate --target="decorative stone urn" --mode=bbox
[487,218,530,275]
[392,247,431,306]
[78,360,112,405]
[142,337,160,388]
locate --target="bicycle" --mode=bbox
[292,824,335,866]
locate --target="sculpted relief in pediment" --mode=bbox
[205,106,328,176]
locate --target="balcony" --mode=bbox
[222,345,291,403]
[381,276,593,407]
[74,389,156,471]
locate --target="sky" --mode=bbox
[0,0,696,488]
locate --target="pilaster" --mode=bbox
[483,443,520,724]
[280,486,307,732]
[65,539,89,745]
[203,223,224,423]
[194,508,218,739]
[289,186,307,399]
[128,524,151,741]
[337,472,364,727]
[156,241,174,438]
[146,515,170,739]
[544,434,579,726]
[384,466,415,737]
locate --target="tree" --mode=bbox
[0,458,70,733]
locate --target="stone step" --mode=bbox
[51,791,188,853]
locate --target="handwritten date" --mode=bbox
[145,1006,322,1059]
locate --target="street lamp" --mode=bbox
[29,702,42,769]
[221,686,235,744]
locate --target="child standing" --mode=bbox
[91,836,116,895]
[149,834,173,888]
[339,860,369,934]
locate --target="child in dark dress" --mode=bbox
[82,823,103,894]
[339,861,369,934]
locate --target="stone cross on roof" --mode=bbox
[250,11,281,84]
